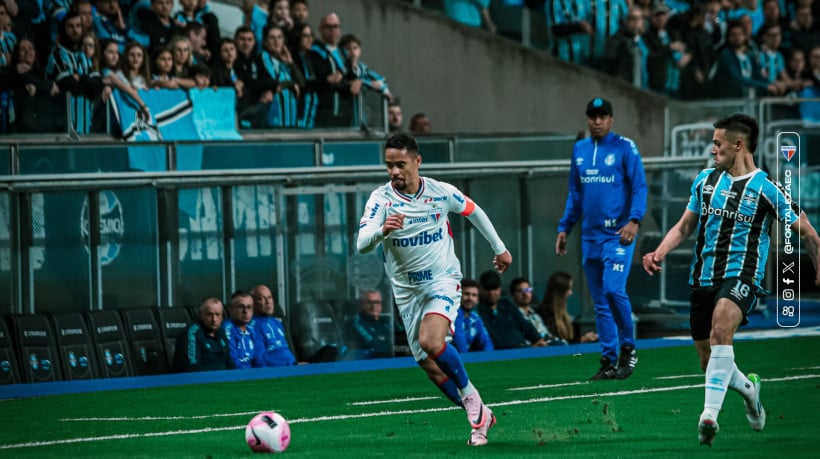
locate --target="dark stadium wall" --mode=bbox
[277,0,668,157]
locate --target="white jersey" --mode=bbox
[358,177,477,289]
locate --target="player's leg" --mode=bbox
[417,357,463,407]
[602,239,637,379]
[583,247,617,379]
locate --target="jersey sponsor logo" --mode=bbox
[368,203,380,219]
[431,294,455,309]
[407,217,428,224]
[587,169,599,175]
[407,270,433,284]
[720,189,737,199]
[386,202,405,208]
[428,208,442,223]
[452,194,465,204]
[700,203,754,223]
[604,218,618,228]
[392,228,444,247]
[580,174,615,184]
[423,196,446,203]
[604,153,615,166]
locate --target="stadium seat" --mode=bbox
[85,310,134,378]
[154,307,192,366]
[50,312,100,380]
[290,300,345,362]
[8,313,62,383]
[0,317,22,384]
[119,308,170,375]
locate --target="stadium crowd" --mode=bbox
[2,0,820,135]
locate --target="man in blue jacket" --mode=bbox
[555,98,647,380]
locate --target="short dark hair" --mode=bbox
[509,277,529,295]
[713,113,759,153]
[461,278,479,290]
[478,270,502,290]
[384,133,419,155]
[339,33,361,49]
[234,26,254,39]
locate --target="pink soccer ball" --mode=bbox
[245,411,291,453]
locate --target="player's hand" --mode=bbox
[382,213,405,236]
[642,252,663,276]
[555,232,568,256]
[617,221,639,246]
[493,250,512,273]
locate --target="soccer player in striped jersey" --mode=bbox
[642,113,820,446]
[357,133,512,446]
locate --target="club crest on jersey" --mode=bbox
[604,153,615,166]
[429,207,442,222]
[781,145,796,162]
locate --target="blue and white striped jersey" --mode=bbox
[686,168,800,288]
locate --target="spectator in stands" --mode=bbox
[339,33,391,127]
[193,0,221,59]
[590,0,630,67]
[712,20,785,98]
[758,23,801,92]
[134,0,183,52]
[702,0,727,50]
[537,271,598,345]
[168,35,196,88]
[476,270,546,349]
[785,48,813,92]
[291,22,317,128]
[149,45,179,88]
[550,0,593,65]
[509,277,557,345]
[644,2,690,97]
[115,41,150,89]
[443,0,496,34]
[191,62,210,88]
[259,24,303,127]
[737,13,761,56]
[185,21,211,65]
[0,7,16,67]
[290,0,309,28]
[1,0,39,52]
[97,39,149,130]
[223,290,266,369]
[233,25,269,129]
[388,99,402,133]
[309,12,360,127]
[787,4,818,55]
[604,6,649,89]
[347,290,392,359]
[47,12,98,134]
[805,44,820,87]
[242,0,292,52]
[452,278,494,353]
[250,284,297,366]
[678,3,718,99]
[0,37,62,133]
[93,0,130,53]
[211,38,245,101]
[172,297,234,372]
[70,0,94,34]
[409,112,431,135]
[757,0,789,44]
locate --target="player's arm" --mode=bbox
[557,149,583,255]
[617,141,648,245]
[356,192,390,254]
[792,211,820,286]
[461,197,512,272]
[642,209,699,275]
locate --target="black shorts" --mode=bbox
[689,278,758,341]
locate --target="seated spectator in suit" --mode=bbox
[536,272,598,344]
[347,290,392,359]
[476,270,546,349]
[250,284,297,367]
[452,278,494,353]
[172,297,234,372]
[223,291,266,369]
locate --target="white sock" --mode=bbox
[458,381,476,399]
[703,345,734,420]
[728,364,754,400]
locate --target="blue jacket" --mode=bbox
[222,320,266,369]
[250,315,297,367]
[558,132,647,240]
[452,308,494,353]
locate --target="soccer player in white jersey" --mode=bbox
[357,134,512,446]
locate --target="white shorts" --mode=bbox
[393,278,461,362]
